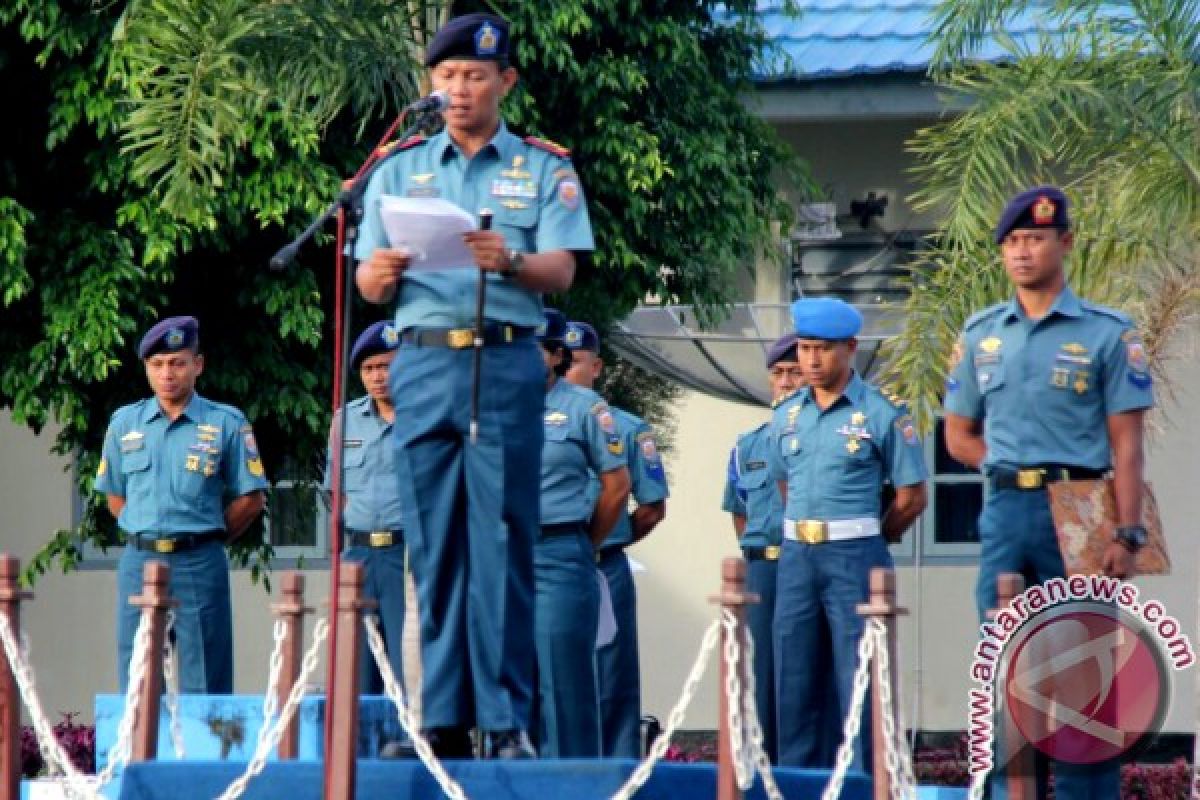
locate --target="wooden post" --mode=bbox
[991,573,1034,800]
[326,562,374,800]
[857,568,907,800]
[708,558,760,800]
[1,556,31,800]
[129,561,174,762]
[271,572,311,760]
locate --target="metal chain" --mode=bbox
[364,614,469,800]
[247,618,289,760]
[731,615,784,800]
[820,620,876,800]
[720,611,751,790]
[162,611,186,759]
[214,617,329,800]
[871,619,916,800]
[609,616,723,800]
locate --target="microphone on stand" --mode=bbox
[406,89,450,114]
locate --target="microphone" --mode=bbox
[406,89,450,114]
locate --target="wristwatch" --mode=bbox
[1114,524,1148,553]
[503,248,525,278]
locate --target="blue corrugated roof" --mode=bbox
[755,1,1137,82]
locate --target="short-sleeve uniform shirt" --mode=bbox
[355,122,595,330]
[768,373,927,521]
[96,394,268,534]
[541,380,626,525]
[943,287,1154,470]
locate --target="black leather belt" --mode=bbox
[989,465,1107,490]
[401,324,533,350]
[127,530,224,554]
[344,529,404,548]
[742,545,782,562]
[541,521,586,537]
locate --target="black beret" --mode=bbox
[995,186,1070,244]
[766,333,799,368]
[425,13,510,68]
[138,316,199,359]
[351,321,399,369]
[539,308,569,343]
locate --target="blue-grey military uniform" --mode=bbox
[354,55,593,734]
[324,395,406,694]
[945,186,1154,800]
[594,406,668,759]
[722,423,783,762]
[536,378,626,757]
[97,393,267,694]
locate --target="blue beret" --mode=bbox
[791,297,862,340]
[539,308,569,342]
[425,13,509,67]
[995,185,1069,243]
[766,333,799,367]
[351,321,399,369]
[564,321,600,352]
[138,316,199,359]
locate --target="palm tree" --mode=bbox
[882,0,1200,431]
[112,0,452,220]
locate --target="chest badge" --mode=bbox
[544,410,568,426]
[1073,371,1090,394]
[846,439,861,455]
[979,337,1003,354]
[502,155,532,180]
[850,411,866,426]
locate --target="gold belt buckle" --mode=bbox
[446,328,474,349]
[368,531,394,547]
[795,520,828,545]
[764,545,781,561]
[153,539,176,554]
[1016,469,1044,489]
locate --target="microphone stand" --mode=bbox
[269,106,433,799]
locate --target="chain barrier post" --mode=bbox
[709,558,759,800]
[1,556,31,800]
[991,573,1034,800]
[272,572,312,760]
[856,568,906,800]
[129,561,176,762]
[326,562,375,800]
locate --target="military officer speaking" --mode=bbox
[563,320,668,759]
[96,316,268,693]
[944,187,1154,800]
[323,321,406,695]
[354,13,594,758]
[721,333,804,764]
[769,298,928,769]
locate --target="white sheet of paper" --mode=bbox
[380,195,477,271]
[595,568,617,649]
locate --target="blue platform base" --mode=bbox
[112,759,871,800]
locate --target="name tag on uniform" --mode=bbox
[745,460,767,470]
[544,411,568,426]
[491,179,537,199]
[344,439,363,448]
[120,431,145,453]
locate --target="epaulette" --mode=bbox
[524,135,571,159]
[876,384,908,409]
[376,135,426,158]
[963,302,1007,331]
[1079,299,1133,325]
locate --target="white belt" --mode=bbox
[783,517,880,544]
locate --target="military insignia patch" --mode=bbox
[247,457,264,477]
[241,426,259,456]
[947,336,965,371]
[557,180,580,210]
[846,439,860,454]
[475,21,499,55]
[96,458,107,479]
[524,135,571,158]
[165,328,185,349]
[1032,195,1057,225]
[638,431,660,461]
[411,173,434,184]
[565,328,582,347]
[895,414,918,446]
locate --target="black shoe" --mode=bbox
[379,738,417,759]
[484,729,536,759]
[425,726,474,759]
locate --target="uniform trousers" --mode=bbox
[389,339,543,732]
[533,525,601,757]
[117,539,232,694]
[596,548,641,758]
[976,486,1120,800]
[775,535,893,770]
[341,541,406,694]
